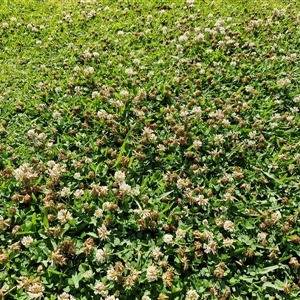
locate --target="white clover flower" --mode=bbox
[195,195,208,206]
[21,236,34,248]
[114,171,126,182]
[245,85,256,94]
[28,129,38,139]
[102,202,113,210]
[175,229,186,240]
[97,224,111,241]
[73,173,81,180]
[178,35,188,43]
[176,179,185,190]
[83,156,92,164]
[119,182,131,195]
[125,68,134,76]
[277,78,291,87]
[57,209,73,225]
[130,187,140,196]
[293,96,300,103]
[163,234,173,244]
[73,65,81,73]
[249,131,257,139]
[151,247,163,260]
[27,282,45,299]
[105,296,119,300]
[291,106,299,113]
[109,99,124,108]
[120,90,129,98]
[157,144,166,152]
[82,49,92,60]
[148,71,154,77]
[60,187,71,198]
[133,58,140,65]
[74,189,84,199]
[261,276,268,282]
[97,109,108,119]
[223,238,235,249]
[14,163,38,183]
[47,162,66,181]
[193,139,202,149]
[96,248,109,263]
[47,160,56,168]
[202,219,208,226]
[203,240,217,254]
[271,211,282,223]
[1,284,9,293]
[94,208,103,218]
[37,132,46,140]
[94,281,108,295]
[93,51,99,58]
[146,265,158,282]
[2,22,9,29]
[186,289,199,300]
[107,266,118,281]
[87,10,97,18]
[223,220,235,232]
[84,66,94,76]
[58,292,76,300]
[83,270,94,279]
[92,91,100,98]
[257,232,268,241]
[186,0,194,4]
[53,110,62,120]
[215,134,225,144]
[142,127,157,142]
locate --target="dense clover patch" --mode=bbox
[0,0,300,299]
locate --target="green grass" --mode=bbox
[1,0,300,299]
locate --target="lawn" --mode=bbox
[0,0,300,299]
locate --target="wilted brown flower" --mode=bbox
[49,249,67,266]
[282,282,291,294]
[289,257,300,270]
[9,241,21,252]
[290,235,300,245]
[162,267,174,287]
[181,256,189,271]
[12,225,21,236]
[214,267,225,278]
[0,217,11,231]
[84,237,95,256]
[157,293,169,300]
[123,268,141,288]
[58,239,76,258]
[0,249,9,264]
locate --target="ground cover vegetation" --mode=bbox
[0,0,300,299]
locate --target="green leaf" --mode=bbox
[31,212,37,225]
[43,211,49,229]
[71,272,81,288]
[87,232,98,239]
[257,265,279,275]
[262,281,283,291]
[47,268,67,277]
